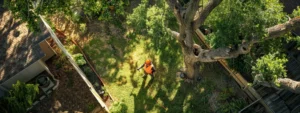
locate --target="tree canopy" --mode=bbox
[3,0,129,30]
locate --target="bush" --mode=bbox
[110,101,128,113]
[72,53,87,66]
[126,0,147,33]
[217,88,246,113]
[146,5,165,37]
[252,53,287,85]
[1,81,39,113]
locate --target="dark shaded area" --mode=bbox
[280,0,300,14]
[0,9,50,83]
[31,57,99,113]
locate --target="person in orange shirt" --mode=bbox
[137,59,156,78]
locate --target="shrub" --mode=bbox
[217,88,246,113]
[1,81,39,113]
[72,53,87,66]
[126,0,147,33]
[110,101,128,113]
[252,53,287,85]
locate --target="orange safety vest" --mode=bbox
[143,64,153,74]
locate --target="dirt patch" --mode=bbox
[31,56,100,113]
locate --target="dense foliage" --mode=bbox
[252,53,287,84]
[205,0,286,47]
[126,0,147,33]
[0,81,39,113]
[4,0,71,31]
[203,0,291,77]
[4,0,129,31]
[82,0,129,21]
[126,0,174,37]
[110,101,128,113]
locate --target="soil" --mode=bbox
[29,14,110,113]
[30,50,100,113]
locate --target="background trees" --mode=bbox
[3,0,129,30]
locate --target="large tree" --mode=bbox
[166,0,300,92]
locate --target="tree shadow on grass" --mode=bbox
[128,57,139,88]
[131,75,215,113]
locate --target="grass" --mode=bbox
[45,1,247,112]
[82,30,238,112]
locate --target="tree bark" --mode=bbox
[257,78,300,94]
[184,54,201,79]
[193,0,223,29]
[277,78,300,94]
[267,17,300,39]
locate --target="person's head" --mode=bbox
[145,59,151,66]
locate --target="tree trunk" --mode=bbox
[182,49,201,80]
[277,78,300,94]
[184,55,201,80]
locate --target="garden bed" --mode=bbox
[55,28,114,108]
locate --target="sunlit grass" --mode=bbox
[82,33,229,112]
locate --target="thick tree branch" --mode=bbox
[193,0,223,29]
[167,28,180,40]
[277,78,300,94]
[167,28,187,50]
[196,17,300,62]
[167,0,184,27]
[266,17,300,39]
[256,78,300,94]
[167,0,186,41]
[180,0,200,50]
[197,41,253,62]
[184,0,200,24]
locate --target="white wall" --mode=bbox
[40,39,56,61]
[1,60,45,89]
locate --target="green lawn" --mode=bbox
[82,32,227,112]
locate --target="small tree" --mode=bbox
[1,81,39,113]
[4,0,129,31]
[251,53,300,93]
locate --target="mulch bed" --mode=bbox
[30,56,100,113]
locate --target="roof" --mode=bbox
[0,9,50,83]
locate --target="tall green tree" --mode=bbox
[166,0,300,93]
